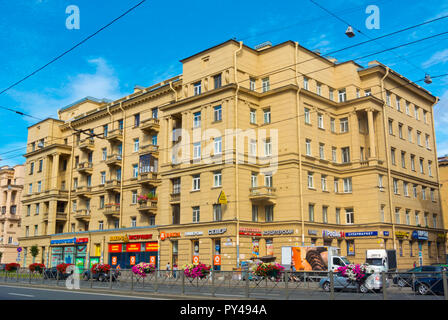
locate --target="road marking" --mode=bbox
[8,293,34,297]
[0,285,167,300]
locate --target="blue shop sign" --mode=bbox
[51,237,76,245]
[383,231,390,237]
[412,230,429,240]
[345,231,378,237]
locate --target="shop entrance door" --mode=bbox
[75,257,85,274]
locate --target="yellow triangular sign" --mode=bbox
[218,190,227,204]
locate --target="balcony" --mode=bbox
[74,186,92,198]
[138,144,159,156]
[105,180,121,193]
[249,186,277,203]
[7,214,20,221]
[139,118,160,133]
[106,129,123,142]
[79,139,94,151]
[137,171,161,186]
[77,162,93,174]
[104,204,120,217]
[105,154,122,167]
[137,200,158,214]
[73,209,91,222]
[170,193,180,203]
[42,211,67,221]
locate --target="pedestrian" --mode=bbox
[173,263,178,279]
[413,261,417,268]
[166,262,171,278]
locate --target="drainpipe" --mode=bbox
[380,67,396,250]
[234,41,243,268]
[295,42,305,245]
[118,102,126,228]
[67,121,75,233]
[169,81,178,102]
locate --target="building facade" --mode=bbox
[18,40,446,270]
[0,165,24,263]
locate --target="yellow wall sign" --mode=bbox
[218,191,227,204]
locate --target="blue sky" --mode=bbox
[1,0,448,166]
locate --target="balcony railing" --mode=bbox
[73,209,91,221]
[137,200,157,214]
[106,129,123,142]
[79,139,95,151]
[75,186,92,198]
[77,162,93,174]
[104,204,120,216]
[105,180,121,192]
[105,154,122,166]
[137,171,160,185]
[138,144,159,155]
[170,193,180,202]
[249,186,277,202]
[140,118,160,132]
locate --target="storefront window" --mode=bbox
[346,240,355,256]
[214,239,221,271]
[266,239,274,256]
[172,240,178,266]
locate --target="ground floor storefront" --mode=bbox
[17,222,448,271]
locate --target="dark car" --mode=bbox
[43,267,73,280]
[392,266,423,287]
[411,266,448,295]
[82,269,120,282]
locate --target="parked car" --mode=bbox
[82,269,120,282]
[43,267,73,280]
[0,264,6,271]
[392,266,423,287]
[411,265,448,295]
[320,273,387,293]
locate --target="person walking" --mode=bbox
[166,262,171,278]
[173,263,178,279]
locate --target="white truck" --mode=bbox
[365,249,397,273]
[281,246,351,272]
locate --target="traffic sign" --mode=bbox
[17,247,22,253]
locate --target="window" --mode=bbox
[414,106,419,120]
[213,171,222,187]
[249,139,257,157]
[305,139,312,156]
[405,209,411,225]
[319,143,325,159]
[398,123,403,138]
[264,174,273,187]
[262,78,270,92]
[343,178,352,193]
[103,124,108,137]
[172,178,181,194]
[411,155,416,171]
[118,119,124,130]
[37,181,42,192]
[303,77,309,90]
[356,88,360,98]
[28,183,32,194]
[72,200,77,212]
[192,206,200,223]
[73,178,78,189]
[391,148,396,165]
[34,225,38,236]
[422,187,427,200]
[309,204,315,222]
[395,208,400,224]
[316,83,322,95]
[214,137,222,155]
[29,162,34,175]
[250,109,256,124]
[87,175,92,187]
[345,209,354,224]
[214,74,222,89]
[423,110,428,124]
[419,158,424,174]
[364,89,371,96]
[38,159,43,172]
[330,118,335,132]
[263,108,271,124]
[424,212,429,227]
[265,205,274,222]
[250,78,256,91]
[386,91,391,106]
[415,211,420,225]
[433,214,438,228]
[194,81,201,95]
[193,142,201,160]
[134,138,139,152]
[329,88,334,101]
[380,205,385,222]
[213,204,222,221]
[332,147,337,163]
[417,131,421,146]
[401,151,406,168]
[428,161,433,177]
[131,217,137,228]
[378,174,384,190]
[252,205,258,222]
[425,134,430,149]
[321,175,327,191]
[116,168,121,180]
[340,118,349,133]
[251,173,258,188]
[388,119,393,135]
[405,101,410,115]
[100,172,106,185]
[35,203,40,215]
[408,127,413,142]
[322,206,328,223]
[304,108,310,124]
[413,184,418,198]
[102,148,107,161]
[27,205,30,216]
[334,178,339,193]
[133,164,138,178]
[308,172,314,188]
[393,179,399,194]
[338,89,346,102]
[134,113,140,127]
[192,175,200,191]
[152,108,158,119]
[264,139,272,156]
[403,181,409,196]
[214,105,222,122]
[336,208,341,224]
[341,147,350,163]
[318,113,324,129]
[99,196,105,209]
[396,97,401,111]
[193,112,201,128]
[430,188,435,202]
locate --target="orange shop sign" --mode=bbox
[126,243,141,252]
[193,255,200,264]
[108,244,122,253]
[111,256,118,265]
[213,255,221,266]
[150,256,156,264]
[160,232,181,241]
[130,256,136,265]
[145,242,159,252]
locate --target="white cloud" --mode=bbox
[422,49,448,68]
[8,57,123,121]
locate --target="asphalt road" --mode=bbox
[0,284,167,300]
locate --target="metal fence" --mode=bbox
[1,268,447,300]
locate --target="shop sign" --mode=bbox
[145,242,158,252]
[129,234,152,240]
[252,239,259,258]
[322,230,345,238]
[109,244,122,253]
[412,230,429,240]
[110,235,129,242]
[76,238,89,243]
[239,228,262,236]
[214,255,221,266]
[208,228,227,235]
[193,255,200,264]
[395,231,410,239]
[130,256,136,265]
[184,231,203,237]
[224,238,233,246]
[150,256,156,264]
[126,243,142,252]
[51,237,76,245]
[383,231,390,237]
[160,232,181,241]
[111,256,118,265]
[263,229,294,236]
[437,233,446,241]
[308,230,317,236]
[345,231,378,237]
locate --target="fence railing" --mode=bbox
[0,268,447,300]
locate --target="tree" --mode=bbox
[0,251,3,263]
[30,245,39,264]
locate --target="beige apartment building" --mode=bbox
[18,39,446,271]
[0,165,24,263]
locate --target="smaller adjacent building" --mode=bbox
[0,165,24,263]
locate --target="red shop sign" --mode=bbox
[126,243,141,252]
[145,242,158,252]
